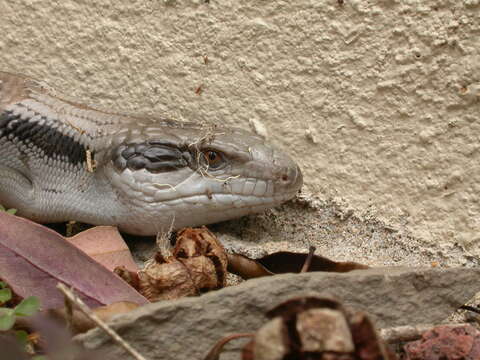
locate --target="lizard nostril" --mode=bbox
[281,174,289,182]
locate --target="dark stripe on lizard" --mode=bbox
[0,110,87,165]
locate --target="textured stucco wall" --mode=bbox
[0,0,479,253]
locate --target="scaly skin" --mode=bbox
[0,72,302,235]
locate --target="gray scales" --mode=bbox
[0,72,302,235]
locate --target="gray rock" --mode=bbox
[75,267,480,360]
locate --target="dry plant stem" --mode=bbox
[300,246,316,273]
[56,283,148,360]
[204,333,254,360]
[380,323,471,343]
[64,294,74,333]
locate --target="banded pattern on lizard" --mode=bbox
[0,72,302,235]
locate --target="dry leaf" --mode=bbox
[116,227,228,301]
[257,251,369,273]
[228,250,369,279]
[227,253,273,279]
[67,226,138,272]
[0,212,148,309]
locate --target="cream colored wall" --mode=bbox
[0,0,479,253]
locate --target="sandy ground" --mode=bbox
[127,190,478,271]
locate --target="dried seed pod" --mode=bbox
[296,308,355,353]
[205,296,396,359]
[240,297,396,360]
[116,227,228,302]
[174,227,228,288]
[196,296,397,360]
[251,317,288,360]
[138,257,197,301]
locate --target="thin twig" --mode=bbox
[300,246,316,273]
[63,293,74,333]
[203,333,254,360]
[56,283,148,360]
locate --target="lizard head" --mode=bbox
[105,121,303,235]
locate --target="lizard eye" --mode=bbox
[202,150,224,169]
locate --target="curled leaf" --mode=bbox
[227,253,273,279]
[116,227,228,301]
[257,251,369,274]
[228,250,369,280]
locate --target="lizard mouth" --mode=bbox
[117,190,299,235]
[109,163,303,235]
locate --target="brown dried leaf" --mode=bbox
[175,227,228,287]
[138,256,197,301]
[121,227,228,302]
[228,251,369,280]
[257,251,369,274]
[114,266,141,291]
[227,253,273,279]
[67,226,139,272]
